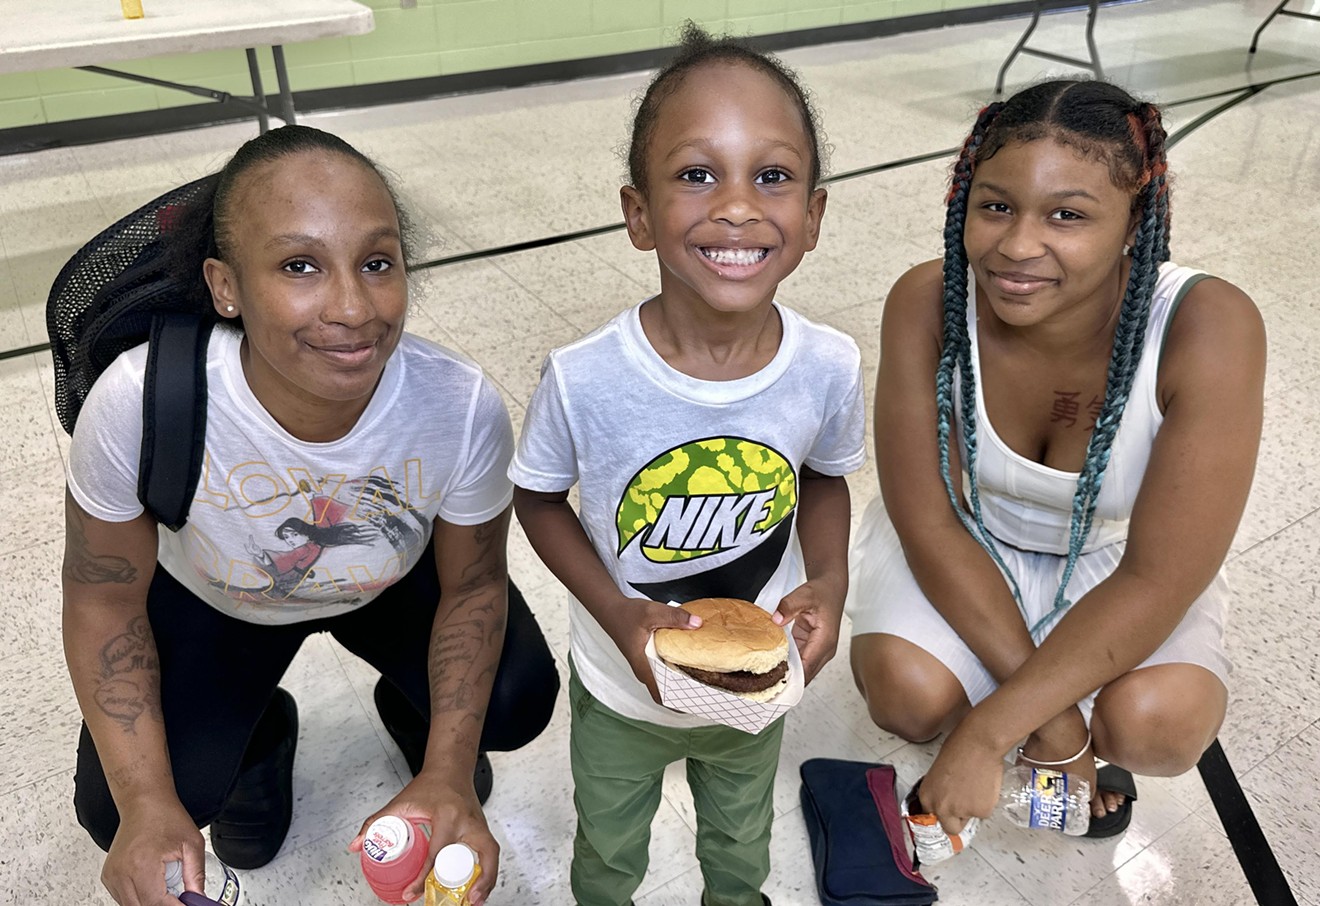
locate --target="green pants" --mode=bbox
[568,663,784,906]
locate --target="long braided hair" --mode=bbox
[936,80,1172,635]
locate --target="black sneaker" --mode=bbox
[373,677,494,805]
[210,687,297,870]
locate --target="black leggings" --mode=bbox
[74,553,560,851]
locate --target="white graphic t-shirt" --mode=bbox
[69,329,513,625]
[510,301,866,727]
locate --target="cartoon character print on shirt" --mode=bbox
[197,472,432,608]
[243,494,375,598]
[616,437,797,604]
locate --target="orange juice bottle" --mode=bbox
[423,843,480,906]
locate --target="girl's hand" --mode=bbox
[595,597,702,703]
[772,579,844,685]
[918,715,1006,836]
[350,768,497,905]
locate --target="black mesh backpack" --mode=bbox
[46,175,220,531]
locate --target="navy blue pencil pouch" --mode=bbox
[799,758,939,905]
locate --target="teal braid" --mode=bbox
[936,102,1026,609]
[1031,123,1172,635]
[938,84,1174,637]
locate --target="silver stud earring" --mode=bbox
[225,305,235,313]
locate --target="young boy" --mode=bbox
[510,26,866,906]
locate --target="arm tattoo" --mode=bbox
[428,516,508,727]
[428,617,494,718]
[64,504,139,585]
[452,518,503,595]
[94,616,162,733]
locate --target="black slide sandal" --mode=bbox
[1086,763,1138,838]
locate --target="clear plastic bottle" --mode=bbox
[901,779,979,864]
[164,850,241,905]
[1000,765,1092,835]
[424,843,481,906]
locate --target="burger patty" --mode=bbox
[676,660,789,694]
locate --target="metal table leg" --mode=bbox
[75,63,276,123]
[996,4,1043,95]
[272,45,297,126]
[78,44,298,133]
[1083,1,1104,81]
[245,48,270,134]
[995,0,1105,95]
[1250,0,1320,53]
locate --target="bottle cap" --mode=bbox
[164,859,184,891]
[361,815,414,864]
[433,843,478,888]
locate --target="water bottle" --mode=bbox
[424,843,481,906]
[360,815,429,904]
[164,851,241,905]
[1000,765,1092,835]
[901,779,978,865]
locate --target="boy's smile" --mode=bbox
[700,246,769,269]
[620,61,826,321]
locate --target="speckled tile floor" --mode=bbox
[1,1,1318,903]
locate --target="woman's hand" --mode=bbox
[918,713,1007,836]
[773,578,844,685]
[595,597,702,702]
[350,768,497,905]
[102,794,204,906]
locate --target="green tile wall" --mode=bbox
[0,0,1020,129]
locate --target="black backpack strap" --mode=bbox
[139,313,213,532]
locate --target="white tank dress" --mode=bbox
[846,263,1232,719]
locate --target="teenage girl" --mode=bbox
[511,25,866,906]
[847,80,1264,838]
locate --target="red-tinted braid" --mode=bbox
[1138,101,1172,249]
[945,104,1001,205]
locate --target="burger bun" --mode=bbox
[654,598,788,675]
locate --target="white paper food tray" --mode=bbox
[645,622,804,734]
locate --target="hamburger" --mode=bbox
[653,598,790,703]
